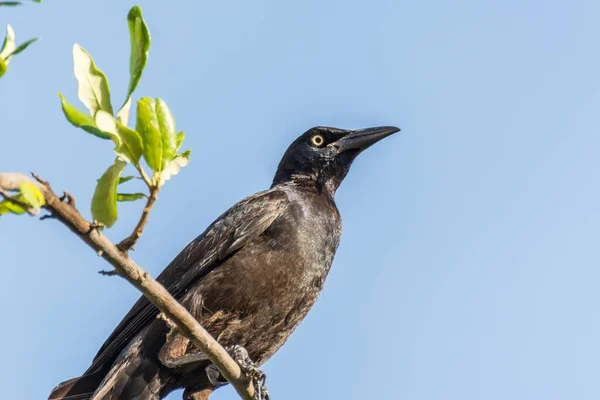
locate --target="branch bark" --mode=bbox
[0,172,255,400]
[117,185,159,251]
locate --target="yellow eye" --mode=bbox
[310,134,325,147]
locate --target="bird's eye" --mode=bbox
[310,134,325,147]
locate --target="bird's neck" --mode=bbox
[271,173,337,202]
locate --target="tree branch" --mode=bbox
[0,172,255,400]
[118,185,158,251]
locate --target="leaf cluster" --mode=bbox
[57,6,191,227]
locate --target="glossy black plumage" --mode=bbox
[49,125,398,400]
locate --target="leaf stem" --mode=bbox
[135,164,153,188]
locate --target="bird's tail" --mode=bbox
[48,371,106,400]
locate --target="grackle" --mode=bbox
[49,125,399,400]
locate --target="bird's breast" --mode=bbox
[225,198,341,309]
[191,194,342,362]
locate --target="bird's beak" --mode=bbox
[333,126,400,154]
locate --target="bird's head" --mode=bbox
[272,126,399,196]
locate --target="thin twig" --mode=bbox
[117,185,159,252]
[98,269,119,276]
[0,172,255,400]
[60,191,76,207]
[31,172,48,186]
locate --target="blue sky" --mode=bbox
[2,0,600,399]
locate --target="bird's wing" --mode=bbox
[85,189,290,375]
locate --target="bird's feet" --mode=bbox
[205,345,269,400]
[229,345,269,400]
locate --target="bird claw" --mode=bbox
[253,372,269,400]
[205,364,228,388]
[227,345,269,400]
[204,345,269,400]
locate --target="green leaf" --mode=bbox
[0,202,11,215]
[4,37,37,58]
[0,199,26,215]
[58,93,110,139]
[122,5,150,108]
[95,110,143,164]
[0,57,6,77]
[156,99,177,163]
[19,182,45,209]
[1,25,16,63]
[159,149,191,185]
[117,192,146,202]
[94,109,118,135]
[119,176,136,184]
[116,96,132,126]
[175,131,184,152]
[135,97,177,173]
[91,159,126,228]
[116,122,143,164]
[0,2,23,6]
[73,43,113,115]
[135,98,161,171]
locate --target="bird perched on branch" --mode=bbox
[49,125,399,400]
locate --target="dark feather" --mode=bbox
[48,372,105,400]
[85,190,289,377]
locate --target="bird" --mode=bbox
[49,125,399,400]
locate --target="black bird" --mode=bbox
[49,125,399,400]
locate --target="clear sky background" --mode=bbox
[1,1,599,399]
